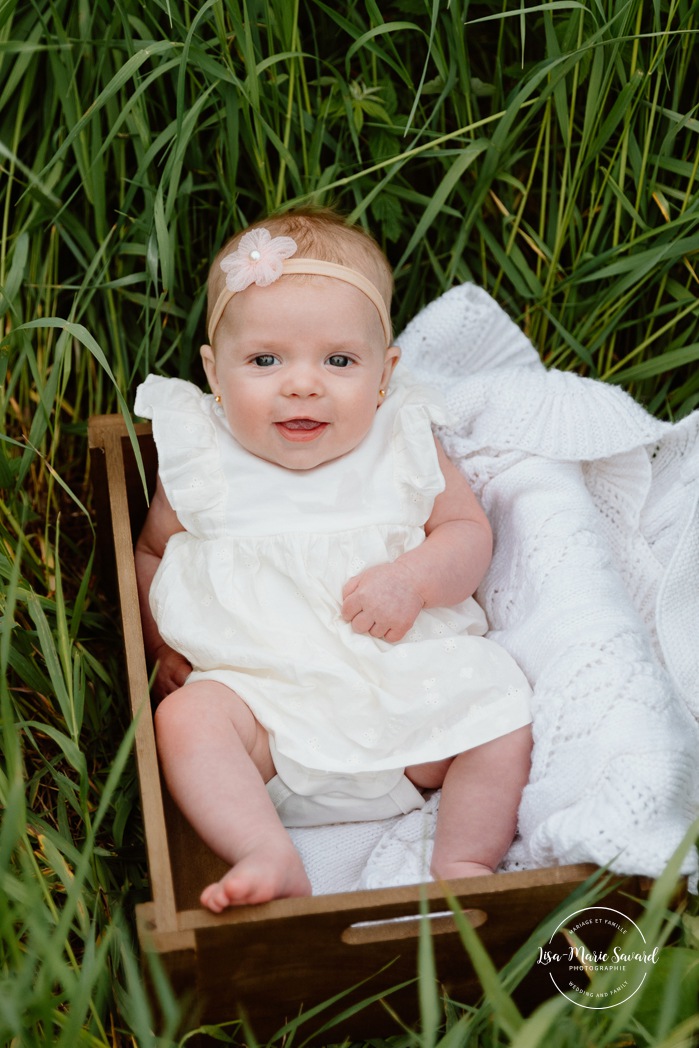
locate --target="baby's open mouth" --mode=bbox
[281,418,324,430]
[276,418,328,441]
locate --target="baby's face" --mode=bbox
[201,276,400,470]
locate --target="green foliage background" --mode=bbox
[1,0,698,1044]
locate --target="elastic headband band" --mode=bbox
[207,228,392,347]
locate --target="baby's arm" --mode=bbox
[134,475,191,700]
[341,440,492,642]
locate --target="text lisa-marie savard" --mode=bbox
[537,946,660,967]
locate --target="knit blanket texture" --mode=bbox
[287,283,699,893]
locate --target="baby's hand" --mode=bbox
[151,644,192,703]
[341,561,425,643]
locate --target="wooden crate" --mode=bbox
[88,413,652,1040]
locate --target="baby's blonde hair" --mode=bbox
[206,207,394,335]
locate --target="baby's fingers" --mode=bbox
[384,624,409,643]
[340,586,364,624]
[341,574,361,601]
[153,651,191,701]
[347,610,379,636]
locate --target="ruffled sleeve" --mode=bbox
[388,368,451,522]
[134,375,225,537]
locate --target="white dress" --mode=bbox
[134,371,532,802]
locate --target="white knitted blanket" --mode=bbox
[288,283,699,894]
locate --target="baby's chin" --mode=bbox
[255,439,363,471]
[228,424,371,471]
[260,447,355,471]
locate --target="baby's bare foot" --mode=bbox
[432,860,494,881]
[200,839,311,912]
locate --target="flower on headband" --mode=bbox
[219,228,298,292]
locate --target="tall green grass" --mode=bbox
[1,0,698,1043]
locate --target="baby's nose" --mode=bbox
[282,363,323,396]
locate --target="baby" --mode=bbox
[134,207,533,913]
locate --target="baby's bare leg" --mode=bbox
[154,680,311,912]
[408,725,532,880]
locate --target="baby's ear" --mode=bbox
[200,344,218,392]
[382,344,401,386]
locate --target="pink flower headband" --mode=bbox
[207,227,392,346]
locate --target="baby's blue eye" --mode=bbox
[327,354,352,368]
[254,354,278,367]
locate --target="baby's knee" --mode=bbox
[154,681,266,761]
[153,685,193,745]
